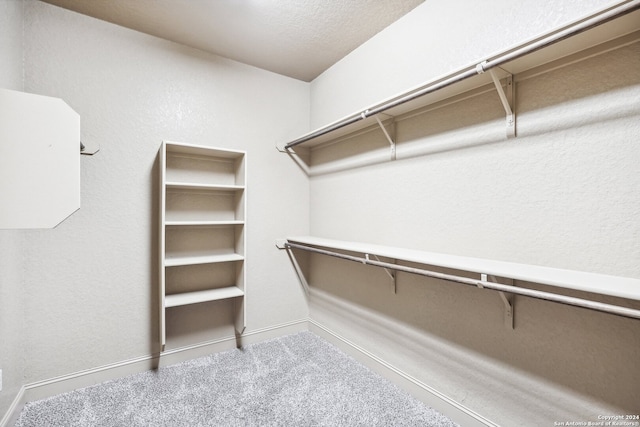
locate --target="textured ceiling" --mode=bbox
[41,0,424,82]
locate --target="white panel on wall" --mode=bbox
[0,88,80,229]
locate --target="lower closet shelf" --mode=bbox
[284,236,640,301]
[279,236,640,321]
[165,287,245,308]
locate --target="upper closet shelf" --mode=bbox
[278,236,640,323]
[276,1,640,153]
[164,141,246,159]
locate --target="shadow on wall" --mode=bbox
[299,88,506,176]
[302,251,640,415]
[292,42,640,177]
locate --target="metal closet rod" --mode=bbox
[285,242,640,321]
[284,0,640,150]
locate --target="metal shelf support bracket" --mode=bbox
[276,240,310,295]
[371,254,397,293]
[481,273,515,329]
[488,67,516,139]
[372,114,396,160]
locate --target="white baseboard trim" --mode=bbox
[1,319,309,427]
[158,318,308,367]
[0,386,25,427]
[237,318,309,346]
[308,319,498,427]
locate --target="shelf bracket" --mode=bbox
[372,114,396,160]
[276,240,310,295]
[481,274,515,329]
[80,140,100,155]
[488,68,516,139]
[275,142,289,153]
[371,254,397,293]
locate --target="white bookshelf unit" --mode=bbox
[159,141,246,350]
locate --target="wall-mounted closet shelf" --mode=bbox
[276,1,640,157]
[277,236,640,323]
[160,141,247,351]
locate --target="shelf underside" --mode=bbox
[165,286,244,308]
[165,141,245,159]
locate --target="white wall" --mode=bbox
[0,0,23,90]
[0,0,26,419]
[306,0,640,425]
[1,0,310,400]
